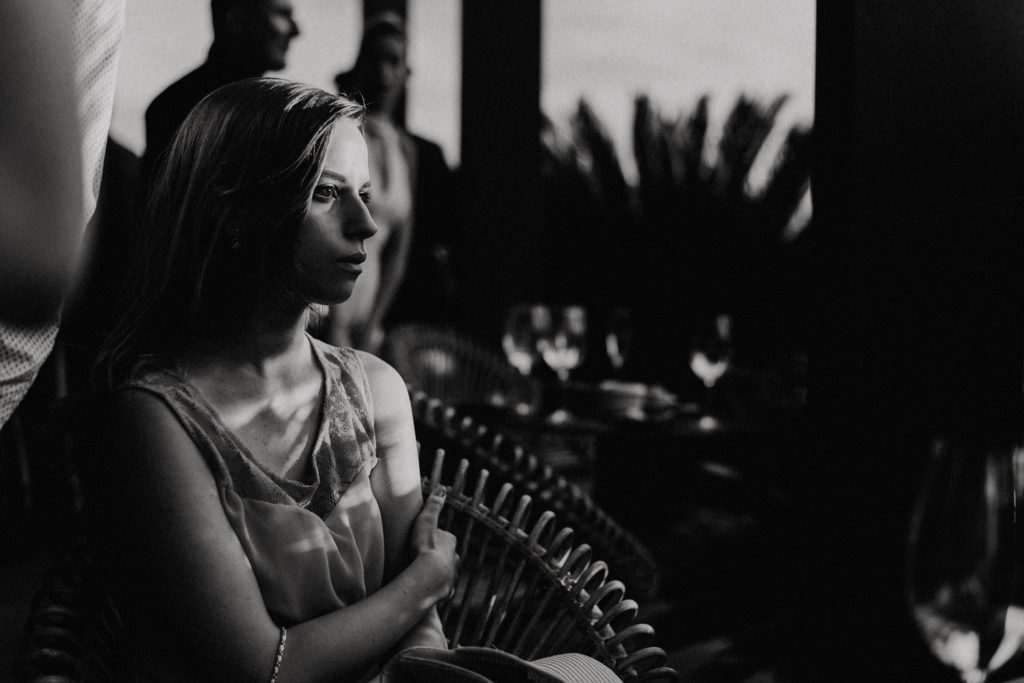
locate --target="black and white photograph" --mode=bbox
[3,2,1024,682]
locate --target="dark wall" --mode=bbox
[807,2,1024,680]
[457,0,544,342]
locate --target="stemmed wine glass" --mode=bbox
[906,438,1024,683]
[605,308,633,376]
[502,304,549,377]
[536,305,587,383]
[688,312,733,413]
[501,304,550,413]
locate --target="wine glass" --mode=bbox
[537,305,587,382]
[906,438,1024,683]
[502,304,549,377]
[605,308,634,376]
[689,311,733,389]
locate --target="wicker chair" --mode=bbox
[411,389,663,602]
[421,450,678,682]
[382,323,533,408]
[14,470,676,683]
[12,537,138,683]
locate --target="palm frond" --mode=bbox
[633,95,666,214]
[713,94,789,201]
[633,95,690,233]
[757,125,813,239]
[570,99,630,218]
[539,90,814,379]
[673,94,710,192]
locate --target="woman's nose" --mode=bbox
[346,204,377,240]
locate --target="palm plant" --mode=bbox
[540,93,813,390]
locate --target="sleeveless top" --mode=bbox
[125,337,385,626]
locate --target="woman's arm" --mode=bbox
[361,351,450,651]
[104,389,454,683]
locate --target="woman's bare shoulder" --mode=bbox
[102,387,209,480]
[355,350,414,451]
[354,350,409,401]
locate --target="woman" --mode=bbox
[92,77,456,682]
[321,13,412,353]
[321,13,457,352]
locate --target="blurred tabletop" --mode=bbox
[459,372,806,536]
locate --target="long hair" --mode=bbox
[96,78,363,389]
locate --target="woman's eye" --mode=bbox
[359,190,373,205]
[314,185,339,201]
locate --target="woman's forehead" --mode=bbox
[321,119,369,179]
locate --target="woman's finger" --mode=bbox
[411,485,446,546]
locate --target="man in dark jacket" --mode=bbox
[143,0,300,180]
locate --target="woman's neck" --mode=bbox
[184,295,313,383]
[226,322,308,375]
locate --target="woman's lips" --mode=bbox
[337,253,366,274]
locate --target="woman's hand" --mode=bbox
[407,487,458,605]
[363,353,453,656]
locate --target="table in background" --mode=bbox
[463,383,805,647]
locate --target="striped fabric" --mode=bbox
[528,652,621,682]
[0,0,124,427]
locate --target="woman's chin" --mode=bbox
[304,286,355,308]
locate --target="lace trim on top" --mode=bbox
[125,337,376,520]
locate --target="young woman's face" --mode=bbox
[291,118,377,304]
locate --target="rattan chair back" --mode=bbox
[411,389,662,602]
[424,449,679,682]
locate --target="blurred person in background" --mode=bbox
[0,3,81,326]
[321,13,457,353]
[0,0,123,429]
[59,135,143,393]
[143,0,300,180]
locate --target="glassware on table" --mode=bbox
[689,312,733,389]
[502,304,549,377]
[906,438,1024,683]
[605,307,634,375]
[537,305,587,383]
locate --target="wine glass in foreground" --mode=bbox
[537,305,587,382]
[906,438,1024,683]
